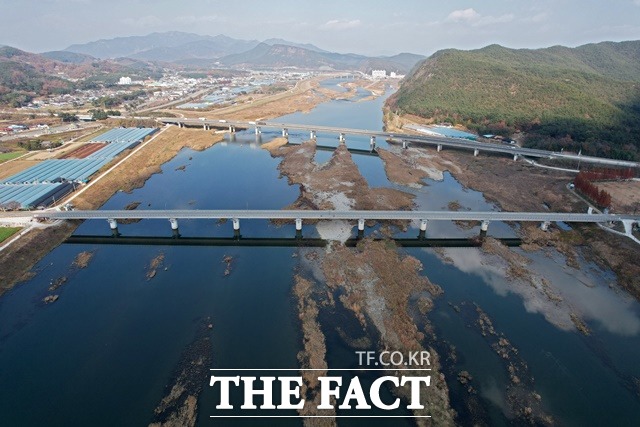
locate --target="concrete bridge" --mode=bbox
[160,118,640,169]
[34,209,639,240]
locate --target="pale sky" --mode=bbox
[2,0,640,55]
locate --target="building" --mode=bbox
[371,69,387,79]
[118,76,132,85]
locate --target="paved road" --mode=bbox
[0,122,98,142]
[33,209,639,223]
[158,117,640,168]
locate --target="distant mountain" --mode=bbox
[388,41,640,160]
[263,38,328,53]
[380,53,427,72]
[63,31,425,72]
[41,50,95,64]
[64,31,213,59]
[219,43,339,68]
[218,43,424,73]
[128,35,260,62]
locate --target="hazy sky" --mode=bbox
[2,0,640,55]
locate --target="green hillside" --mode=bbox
[388,41,640,160]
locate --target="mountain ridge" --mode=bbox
[62,31,424,72]
[388,40,640,160]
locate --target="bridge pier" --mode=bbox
[295,218,303,239]
[169,218,180,238]
[622,219,635,236]
[229,125,236,133]
[513,154,519,161]
[479,220,490,239]
[282,128,289,138]
[107,218,119,237]
[178,122,184,128]
[402,140,408,149]
[339,133,346,144]
[370,136,376,151]
[232,218,240,239]
[474,149,480,157]
[357,218,365,239]
[255,126,262,135]
[418,219,428,240]
[540,221,551,232]
[310,130,316,140]
[437,144,442,152]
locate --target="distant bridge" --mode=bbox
[35,209,639,240]
[158,118,640,169]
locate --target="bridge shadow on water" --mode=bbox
[65,234,522,248]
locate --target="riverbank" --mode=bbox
[0,126,224,296]
[0,76,383,300]
[167,77,378,122]
[0,221,77,297]
[438,150,640,301]
[384,112,640,301]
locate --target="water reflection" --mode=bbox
[435,245,640,337]
[527,250,640,336]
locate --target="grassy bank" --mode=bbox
[0,152,25,163]
[0,226,20,243]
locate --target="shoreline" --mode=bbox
[0,76,383,297]
[383,110,640,302]
[0,126,224,297]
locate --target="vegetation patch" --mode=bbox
[0,152,24,162]
[0,227,21,243]
[388,42,640,160]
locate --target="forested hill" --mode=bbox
[387,41,640,160]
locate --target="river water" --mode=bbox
[1,83,640,426]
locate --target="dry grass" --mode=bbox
[277,140,414,212]
[294,275,337,424]
[435,151,577,213]
[72,251,95,269]
[596,180,640,213]
[260,137,289,154]
[322,240,455,425]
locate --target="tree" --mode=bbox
[89,109,108,120]
[59,112,78,122]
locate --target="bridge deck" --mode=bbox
[35,209,638,223]
[160,118,640,168]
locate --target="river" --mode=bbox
[1,81,639,426]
